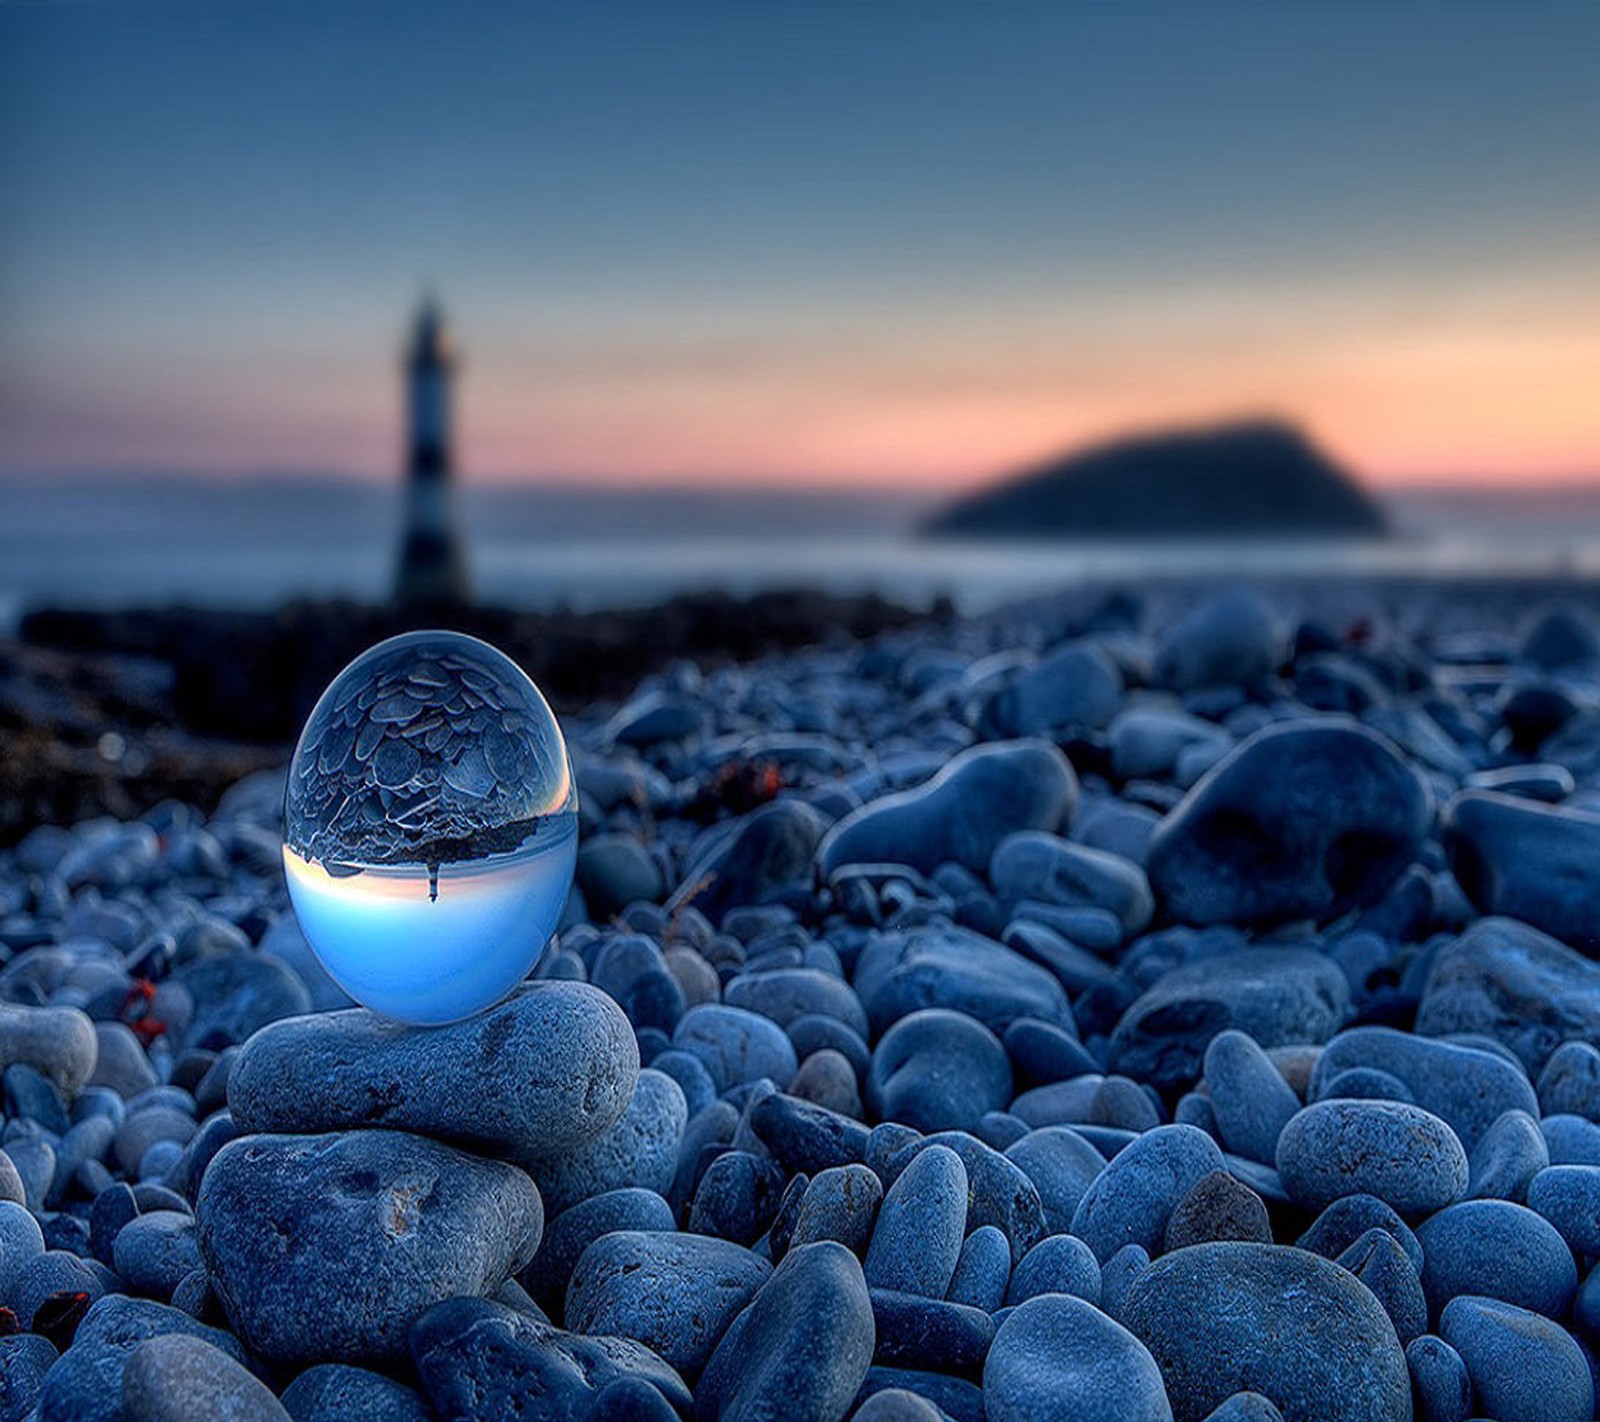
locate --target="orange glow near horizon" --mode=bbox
[9,277,1600,493]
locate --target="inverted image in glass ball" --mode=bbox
[283,630,578,1024]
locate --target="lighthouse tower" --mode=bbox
[394,294,470,610]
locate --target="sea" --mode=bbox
[5,474,1600,632]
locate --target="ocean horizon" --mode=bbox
[6,473,1600,631]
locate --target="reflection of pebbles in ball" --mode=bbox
[282,630,579,1025]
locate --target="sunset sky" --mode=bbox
[2,1,1597,490]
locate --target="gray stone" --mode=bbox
[227,982,639,1167]
[1122,1242,1411,1422]
[1146,721,1430,926]
[37,1295,247,1422]
[197,1130,543,1365]
[527,1068,686,1216]
[1276,1100,1468,1216]
[1440,1295,1592,1422]
[1109,948,1349,1093]
[1070,1124,1227,1263]
[819,740,1077,877]
[121,1333,289,1422]
[984,1294,1172,1422]
[565,1230,771,1376]
[696,1241,875,1422]
[0,1004,97,1095]
[865,1145,967,1299]
[1416,916,1600,1074]
[1311,1026,1538,1152]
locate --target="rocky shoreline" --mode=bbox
[3,579,1600,1418]
[2,588,942,842]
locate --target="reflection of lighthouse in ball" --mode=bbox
[283,631,577,1024]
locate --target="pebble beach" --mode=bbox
[6,580,1600,1421]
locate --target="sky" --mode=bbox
[2,0,1598,491]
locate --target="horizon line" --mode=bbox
[3,464,1600,496]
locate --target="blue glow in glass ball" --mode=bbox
[283,630,578,1024]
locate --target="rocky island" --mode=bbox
[923,419,1388,540]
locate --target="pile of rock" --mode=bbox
[2,584,1600,1419]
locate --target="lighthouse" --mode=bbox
[394,294,470,610]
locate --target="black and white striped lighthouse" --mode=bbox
[394,294,470,610]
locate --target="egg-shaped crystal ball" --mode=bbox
[283,630,578,1024]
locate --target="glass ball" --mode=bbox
[283,630,578,1024]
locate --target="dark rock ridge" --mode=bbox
[923,419,1387,539]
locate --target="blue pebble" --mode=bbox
[520,1188,675,1315]
[1415,1200,1577,1322]
[1005,1234,1101,1307]
[696,1241,875,1422]
[885,1132,1047,1265]
[1002,1018,1100,1088]
[1316,1066,1415,1104]
[1298,1194,1424,1274]
[1311,1027,1536,1153]
[1336,1228,1427,1344]
[1276,1100,1468,1216]
[634,1027,671,1064]
[1467,1108,1549,1203]
[1202,1396,1284,1422]
[1538,1042,1600,1121]
[1071,1124,1226,1263]
[1004,1126,1106,1235]
[868,1009,1012,1134]
[649,1049,717,1117]
[865,1145,968,1298]
[1528,1165,1600,1256]
[1122,1241,1410,1421]
[1404,1335,1472,1422]
[689,1149,786,1246]
[790,1164,882,1255]
[1441,1295,1593,1422]
[869,1289,994,1378]
[1204,1029,1301,1166]
[1542,1114,1600,1165]
[787,1014,871,1082]
[671,1004,797,1092]
[946,1225,1011,1314]
[977,1112,1030,1151]
[853,1387,948,1422]
[0,1335,58,1422]
[984,1294,1171,1422]
[857,1366,985,1422]
[1174,1092,1220,1136]
[1099,1244,1150,1323]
